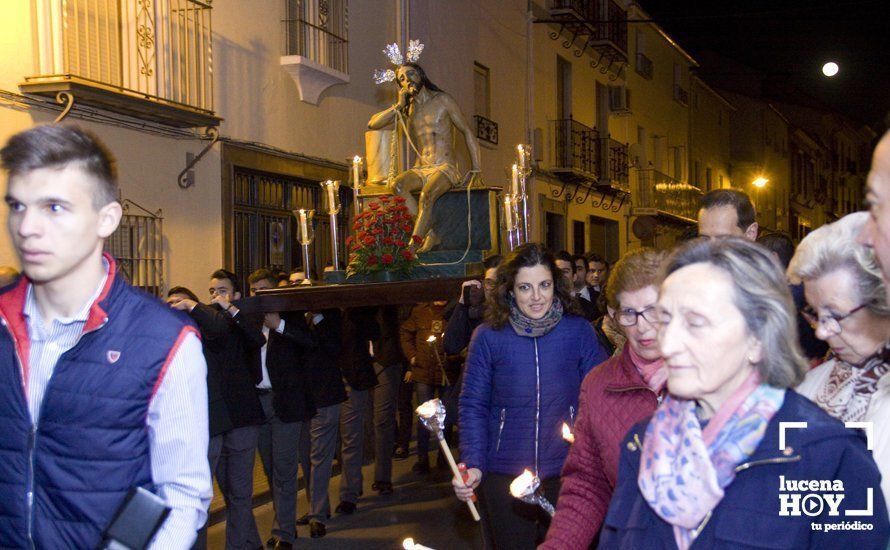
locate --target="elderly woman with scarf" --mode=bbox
[453,243,610,549]
[542,248,667,549]
[790,212,890,513]
[600,238,889,549]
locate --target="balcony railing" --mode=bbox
[548,0,628,62]
[551,118,599,178]
[636,169,703,221]
[636,53,653,79]
[282,18,348,75]
[474,115,499,146]
[22,0,217,127]
[598,138,629,191]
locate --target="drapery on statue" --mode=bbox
[368,41,482,253]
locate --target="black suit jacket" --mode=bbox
[190,303,265,429]
[264,312,318,423]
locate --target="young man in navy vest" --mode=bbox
[0,125,211,548]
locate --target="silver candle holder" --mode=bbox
[516,144,532,243]
[320,180,341,271]
[510,469,555,516]
[351,155,363,217]
[293,208,315,285]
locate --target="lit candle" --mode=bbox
[517,144,526,172]
[298,209,309,243]
[510,469,537,499]
[402,538,435,550]
[511,164,520,196]
[562,422,575,444]
[504,195,514,232]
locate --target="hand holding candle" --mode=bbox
[510,469,556,516]
[417,399,481,521]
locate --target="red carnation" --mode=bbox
[383,237,394,245]
[402,224,412,233]
[356,230,367,239]
[412,235,423,244]
[372,228,384,235]
[353,222,362,230]
[362,236,376,246]
[379,195,391,202]
[345,235,354,245]
[394,240,406,247]
[393,196,407,203]
[400,249,414,261]
[369,202,381,210]
[381,253,394,265]
[367,255,379,265]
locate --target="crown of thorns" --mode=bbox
[373,39,424,84]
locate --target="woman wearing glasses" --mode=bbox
[599,238,888,549]
[790,212,890,510]
[542,248,667,549]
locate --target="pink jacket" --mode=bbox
[541,347,660,549]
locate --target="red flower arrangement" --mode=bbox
[346,195,423,276]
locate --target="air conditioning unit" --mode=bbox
[609,85,630,113]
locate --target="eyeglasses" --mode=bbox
[615,306,659,327]
[801,303,869,335]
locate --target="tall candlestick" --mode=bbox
[517,144,526,172]
[298,209,309,243]
[511,164,520,197]
[352,156,362,216]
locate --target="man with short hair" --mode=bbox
[586,253,608,295]
[247,268,316,549]
[860,131,890,294]
[697,188,758,240]
[171,269,266,549]
[554,250,575,290]
[0,125,211,548]
[571,253,599,320]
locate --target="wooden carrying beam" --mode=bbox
[235,277,470,313]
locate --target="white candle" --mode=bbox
[353,156,362,188]
[299,209,309,243]
[517,144,525,171]
[504,195,514,232]
[325,181,337,214]
[511,164,520,196]
[510,469,536,498]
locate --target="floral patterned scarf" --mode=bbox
[637,371,786,550]
[815,340,890,422]
[507,295,563,338]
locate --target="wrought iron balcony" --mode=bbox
[635,53,653,80]
[636,169,703,221]
[282,18,348,74]
[551,118,600,179]
[21,0,218,128]
[547,0,628,65]
[474,115,499,146]
[597,137,629,192]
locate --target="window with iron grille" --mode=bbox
[105,200,164,296]
[283,0,349,74]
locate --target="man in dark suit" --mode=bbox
[170,269,265,550]
[247,269,318,549]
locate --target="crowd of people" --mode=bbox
[4,124,890,549]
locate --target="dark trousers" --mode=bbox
[477,473,561,550]
[395,368,414,450]
[372,362,401,482]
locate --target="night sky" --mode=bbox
[638,0,890,131]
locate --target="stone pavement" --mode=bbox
[207,453,486,549]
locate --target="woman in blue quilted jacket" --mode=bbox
[453,243,610,549]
